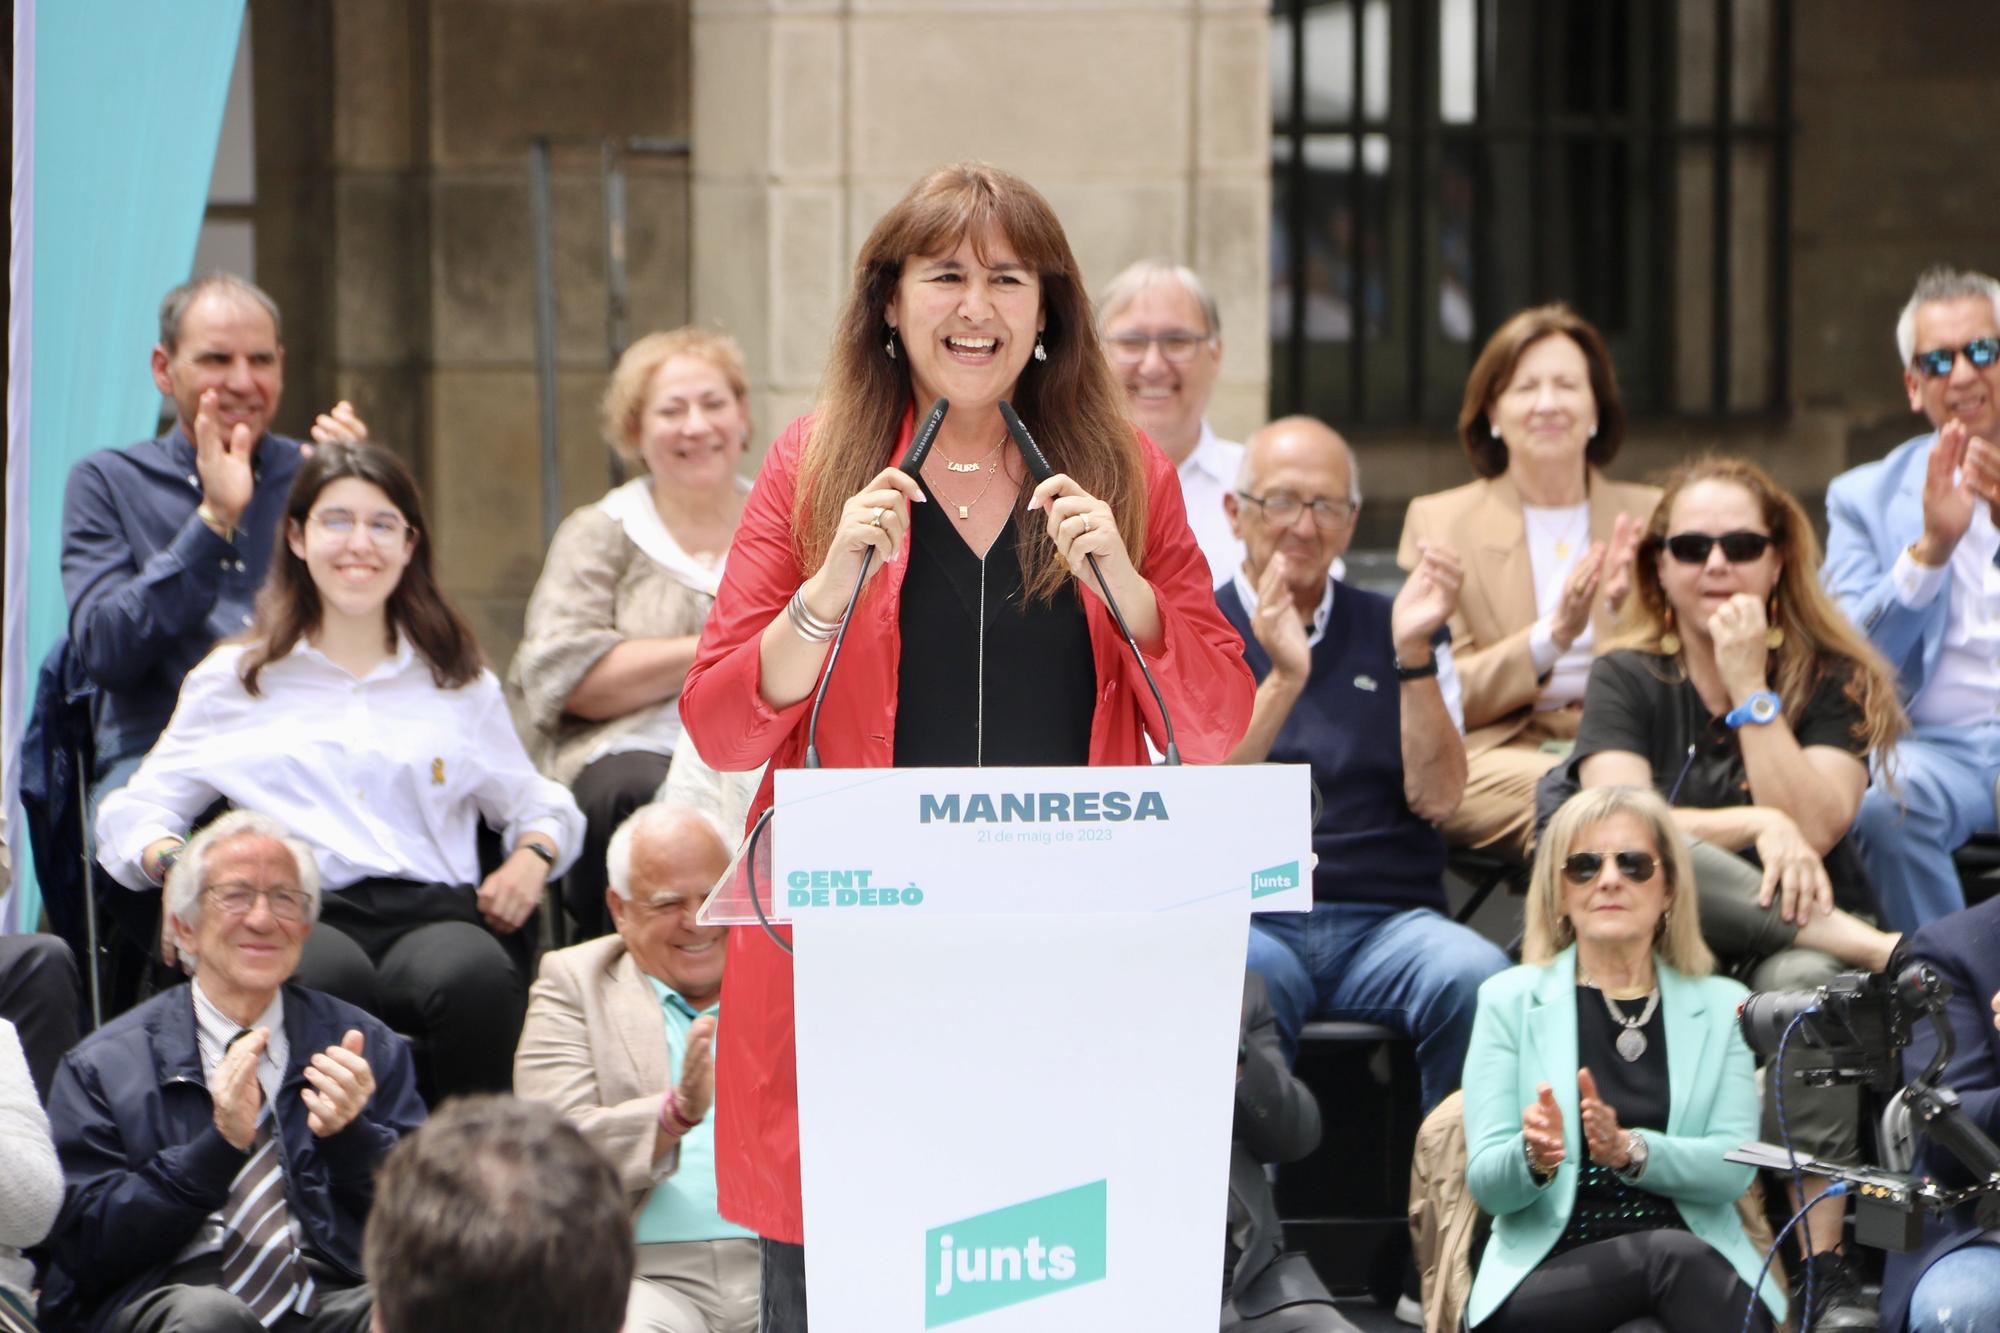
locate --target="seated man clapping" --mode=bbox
[514,803,755,1333]
[41,811,425,1333]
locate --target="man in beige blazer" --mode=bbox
[514,803,755,1333]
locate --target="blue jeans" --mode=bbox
[1247,900,1508,1113]
[1908,1241,2000,1333]
[1852,723,2000,934]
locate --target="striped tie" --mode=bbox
[217,1111,314,1325]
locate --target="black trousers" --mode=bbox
[291,880,529,1102]
[0,932,80,1103]
[759,1239,808,1333]
[564,750,674,940]
[108,1281,372,1333]
[1478,1230,1773,1333]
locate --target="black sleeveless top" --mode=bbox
[893,498,1096,767]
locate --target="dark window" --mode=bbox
[1271,0,1793,425]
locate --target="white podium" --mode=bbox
[702,764,1313,1332]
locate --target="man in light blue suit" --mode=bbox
[1825,266,2000,933]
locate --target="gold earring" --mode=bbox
[1659,607,1681,656]
[1765,594,1785,650]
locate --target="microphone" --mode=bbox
[998,400,1181,765]
[804,398,950,768]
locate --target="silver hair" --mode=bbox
[1235,416,1363,507]
[1895,266,2000,367]
[158,272,283,354]
[164,809,323,934]
[1096,259,1221,340]
[605,802,735,900]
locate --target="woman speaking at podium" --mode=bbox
[680,161,1254,1328]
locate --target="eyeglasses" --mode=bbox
[1105,331,1212,365]
[1910,336,2000,380]
[1234,491,1357,530]
[204,883,312,922]
[1659,530,1774,565]
[309,508,413,548]
[1561,850,1659,886]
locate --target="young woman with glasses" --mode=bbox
[1397,304,1661,864]
[96,440,585,1100]
[1461,785,1782,1332]
[1565,454,1907,1316]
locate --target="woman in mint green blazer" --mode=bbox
[1462,787,1786,1331]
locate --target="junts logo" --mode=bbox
[924,1180,1107,1327]
[1250,860,1301,899]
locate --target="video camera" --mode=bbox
[1732,962,2000,1250]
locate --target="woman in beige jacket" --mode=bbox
[1398,304,1659,863]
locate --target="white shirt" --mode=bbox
[1892,505,2000,728]
[1230,568,1465,733]
[1179,421,1246,590]
[1521,501,1596,708]
[98,637,585,892]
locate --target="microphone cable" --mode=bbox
[998,400,1181,764]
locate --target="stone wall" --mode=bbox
[690,0,1272,458]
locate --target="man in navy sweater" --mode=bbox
[1219,415,1508,1113]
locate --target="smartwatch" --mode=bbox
[1724,690,1782,729]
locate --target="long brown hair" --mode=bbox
[1610,454,1906,760]
[1457,303,1626,478]
[239,440,483,695]
[795,162,1144,603]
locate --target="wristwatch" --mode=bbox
[1724,690,1781,729]
[521,842,558,873]
[1393,653,1439,682]
[1616,1129,1649,1182]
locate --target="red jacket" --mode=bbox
[680,411,1255,1241]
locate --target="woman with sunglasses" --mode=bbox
[1463,785,1782,1332]
[1568,454,1905,1315]
[1398,304,1659,863]
[97,441,585,1100]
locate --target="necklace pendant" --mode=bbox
[957,504,970,520]
[1615,1026,1647,1062]
[945,460,981,473]
[1555,540,1573,560]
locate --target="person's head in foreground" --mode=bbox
[366,1095,633,1333]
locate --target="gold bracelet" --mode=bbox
[196,503,237,543]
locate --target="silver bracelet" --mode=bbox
[786,588,842,643]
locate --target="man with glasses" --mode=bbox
[1219,416,1507,1110]
[514,802,754,1333]
[1100,260,1272,588]
[1826,266,2000,932]
[39,810,425,1333]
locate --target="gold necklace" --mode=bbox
[927,454,1008,520]
[936,434,1006,474]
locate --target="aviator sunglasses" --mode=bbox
[1562,850,1659,885]
[1657,530,1773,565]
[1911,336,2000,380]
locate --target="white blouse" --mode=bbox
[97,637,584,893]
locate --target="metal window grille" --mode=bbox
[1270,0,1793,426]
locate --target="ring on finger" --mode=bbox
[1080,513,1093,533]
[868,506,886,528]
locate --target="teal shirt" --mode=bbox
[635,979,755,1244]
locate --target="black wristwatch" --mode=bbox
[521,842,558,873]
[1393,653,1439,682]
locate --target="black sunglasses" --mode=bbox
[1562,850,1659,886]
[1911,336,2000,380]
[1659,530,1774,565]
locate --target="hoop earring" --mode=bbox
[1659,607,1681,657]
[1765,594,1785,650]
[1033,334,1047,363]
[884,330,898,360]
